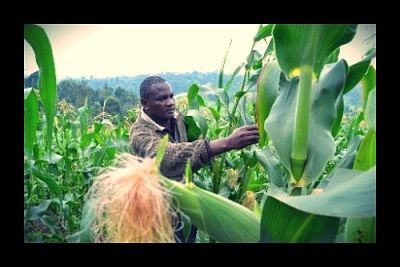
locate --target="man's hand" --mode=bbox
[226,125,259,150]
[209,125,259,157]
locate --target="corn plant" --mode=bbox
[24,24,57,157]
[155,24,376,243]
[183,25,273,207]
[254,24,376,242]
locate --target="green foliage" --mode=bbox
[345,217,375,243]
[344,48,376,94]
[163,179,260,243]
[261,196,339,242]
[256,62,280,147]
[24,101,135,242]
[25,89,39,158]
[58,79,92,108]
[266,61,347,186]
[25,24,57,154]
[104,96,121,114]
[273,24,357,78]
[267,167,376,218]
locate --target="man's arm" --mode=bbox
[130,124,259,180]
[208,125,259,157]
[130,126,211,180]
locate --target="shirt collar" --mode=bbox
[140,108,178,131]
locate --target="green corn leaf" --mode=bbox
[325,48,340,65]
[353,88,376,170]
[24,24,57,154]
[267,167,376,218]
[336,135,363,169]
[196,95,206,107]
[155,135,169,168]
[255,148,286,187]
[254,24,274,41]
[224,63,245,91]
[30,166,62,198]
[262,38,275,59]
[241,95,254,125]
[365,88,376,131]
[331,93,344,137]
[354,130,376,171]
[345,87,376,243]
[260,195,339,242]
[208,106,220,121]
[184,116,202,141]
[361,66,376,110]
[24,88,38,158]
[344,48,376,94]
[187,83,200,109]
[266,61,347,185]
[247,50,262,70]
[219,39,232,88]
[271,24,356,181]
[201,83,230,109]
[256,62,280,147]
[80,133,94,149]
[185,159,192,184]
[272,24,357,79]
[345,217,375,243]
[186,109,208,137]
[163,179,260,242]
[234,90,248,99]
[79,199,96,243]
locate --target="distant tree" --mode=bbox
[104,96,121,115]
[24,71,39,88]
[58,79,93,108]
[91,101,102,116]
[99,86,113,102]
[57,72,241,114]
[114,86,139,116]
[114,86,129,100]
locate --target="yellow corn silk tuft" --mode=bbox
[289,67,318,82]
[226,169,239,189]
[241,191,256,211]
[86,153,176,243]
[359,120,368,131]
[289,68,301,78]
[57,99,75,114]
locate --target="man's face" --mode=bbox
[142,82,175,122]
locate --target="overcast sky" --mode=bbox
[24,24,376,80]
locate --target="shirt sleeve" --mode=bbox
[130,126,211,181]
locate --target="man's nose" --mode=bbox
[166,97,174,106]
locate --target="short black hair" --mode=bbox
[139,76,166,99]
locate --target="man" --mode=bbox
[129,76,259,242]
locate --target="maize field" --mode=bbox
[24,24,376,243]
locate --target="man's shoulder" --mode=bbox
[131,117,159,134]
[175,110,185,124]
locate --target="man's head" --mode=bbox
[140,76,175,123]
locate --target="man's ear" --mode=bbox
[141,98,149,111]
